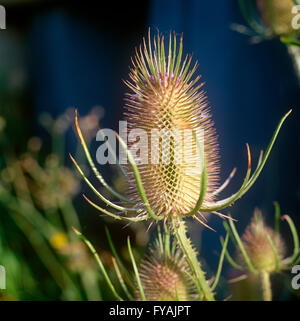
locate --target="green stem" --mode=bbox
[72,227,123,301]
[171,216,215,301]
[212,233,229,290]
[260,271,272,301]
[282,215,299,264]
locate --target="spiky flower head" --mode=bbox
[71,29,290,228]
[137,229,197,301]
[124,30,219,219]
[239,209,285,273]
[256,0,299,36]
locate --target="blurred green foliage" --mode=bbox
[0,104,137,300]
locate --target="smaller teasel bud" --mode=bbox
[239,209,285,273]
[225,205,299,300]
[137,229,197,301]
[256,0,299,36]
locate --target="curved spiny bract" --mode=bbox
[124,30,220,219]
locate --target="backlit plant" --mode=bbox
[222,203,299,301]
[71,30,291,301]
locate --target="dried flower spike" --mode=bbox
[124,30,219,220]
[71,30,291,226]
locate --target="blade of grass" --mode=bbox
[127,236,146,301]
[72,227,123,301]
[11,211,80,299]
[105,227,134,286]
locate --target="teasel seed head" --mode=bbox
[71,29,291,227]
[136,229,197,300]
[256,0,298,36]
[239,209,286,273]
[124,30,219,219]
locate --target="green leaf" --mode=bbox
[282,215,299,264]
[212,232,229,290]
[241,110,292,196]
[274,202,280,233]
[281,37,300,47]
[228,217,258,274]
[220,236,243,270]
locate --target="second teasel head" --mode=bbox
[239,209,286,273]
[136,228,197,301]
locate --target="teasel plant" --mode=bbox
[222,203,300,301]
[70,30,291,301]
[135,225,199,301]
[72,223,229,301]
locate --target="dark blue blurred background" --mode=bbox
[1,0,299,294]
